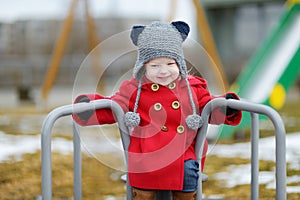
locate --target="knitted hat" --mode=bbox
[124,21,203,130]
[131,21,189,80]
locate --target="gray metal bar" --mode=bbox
[118,128,132,200]
[195,98,286,200]
[73,122,82,200]
[42,104,74,200]
[251,113,259,200]
[195,123,207,200]
[226,99,286,200]
[41,100,126,200]
[42,98,286,200]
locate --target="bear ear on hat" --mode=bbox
[130,25,145,46]
[171,21,190,41]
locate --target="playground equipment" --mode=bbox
[41,0,100,102]
[41,98,286,199]
[220,2,300,139]
[40,0,228,105]
[38,0,294,141]
[192,0,228,91]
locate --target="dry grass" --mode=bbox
[1,152,300,199]
[1,100,300,199]
[202,156,278,199]
[0,152,126,200]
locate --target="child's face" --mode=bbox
[145,57,180,86]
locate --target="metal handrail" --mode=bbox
[41,100,128,200]
[41,98,286,200]
[195,98,286,200]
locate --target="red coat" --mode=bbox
[73,75,241,190]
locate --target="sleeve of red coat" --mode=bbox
[209,92,242,126]
[190,76,242,126]
[72,94,117,126]
[72,78,137,126]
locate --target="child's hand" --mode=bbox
[75,96,94,120]
[223,93,240,115]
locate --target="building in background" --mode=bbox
[0,1,286,94]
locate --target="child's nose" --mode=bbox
[159,65,168,74]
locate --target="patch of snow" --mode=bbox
[286,186,300,193]
[0,131,73,162]
[209,132,300,171]
[1,129,300,193]
[208,132,300,193]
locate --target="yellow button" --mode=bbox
[168,82,176,89]
[161,125,168,132]
[177,125,185,134]
[172,101,180,109]
[154,103,162,111]
[151,83,159,91]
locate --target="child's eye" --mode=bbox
[168,62,176,66]
[150,64,159,68]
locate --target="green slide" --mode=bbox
[219,3,300,139]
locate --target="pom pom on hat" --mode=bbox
[124,111,140,128]
[186,114,203,130]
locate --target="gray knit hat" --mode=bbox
[131,21,190,80]
[124,21,203,130]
